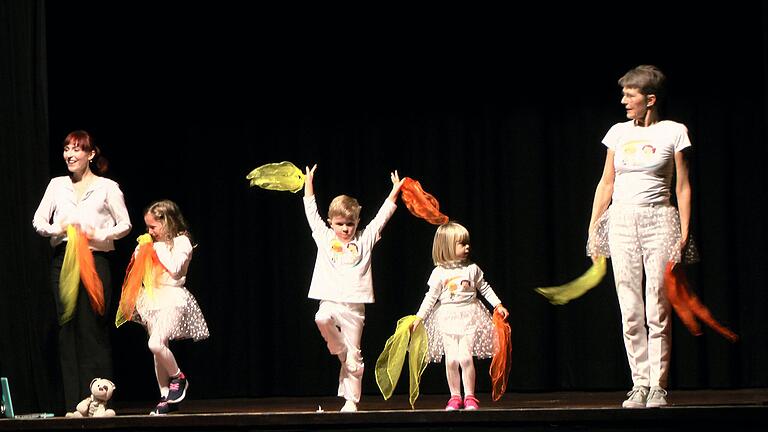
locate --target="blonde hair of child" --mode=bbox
[328,195,361,221]
[145,199,192,243]
[432,221,470,266]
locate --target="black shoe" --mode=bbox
[150,397,178,415]
[166,372,188,403]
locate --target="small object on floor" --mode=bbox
[316,405,324,413]
[445,395,463,411]
[65,378,116,417]
[340,400,358,412]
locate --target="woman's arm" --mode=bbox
[675,150,691,250]
[588,149,615,234]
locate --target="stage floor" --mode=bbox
[2,388,767,431]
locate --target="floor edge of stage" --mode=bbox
[2,389,767,431]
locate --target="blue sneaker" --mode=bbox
[166,372,188,403]
[150,397,178,415]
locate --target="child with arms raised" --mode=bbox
[303,164,404,412]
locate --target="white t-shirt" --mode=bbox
[603,120,692,205]
[303,195,397,303]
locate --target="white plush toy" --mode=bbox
[65,378,116,417]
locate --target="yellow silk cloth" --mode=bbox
[490,309,512,401]
[115,234,163,327]
[246,161,306,193]
[400,177,449,225]
[58,225,104,325]
[535,256,607,305]
[375,315,428,408]
[664,262,738,343]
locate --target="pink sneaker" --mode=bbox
[464,395,480,410]
[445,395,463,411]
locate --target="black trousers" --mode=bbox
[50,245,113,411]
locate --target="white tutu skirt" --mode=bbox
[587,204,700,264]
[135,285,210,341]
[423,301,497,363]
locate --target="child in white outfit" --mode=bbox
[411,221,509,411]
[124,200,209,415]
[303,164,404,412]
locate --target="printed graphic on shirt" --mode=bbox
[329,239,361,266]
[620,140,657,167]
[444,276,473,299]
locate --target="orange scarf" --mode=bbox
[59,225,104,324]
[115,234,164,327]
[400,177,449,225]
[490,309,512,401]
[664,262,738,342]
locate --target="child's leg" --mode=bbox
[315,301,365,404]
[314,301,348,356]
[336,304,365,374]
[335,304,365,403]
[457,334,476,397]
[148,332,179,397]
[441,334,462,397]
[315,301,365,370]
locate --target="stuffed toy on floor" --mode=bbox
[65,378,116,417]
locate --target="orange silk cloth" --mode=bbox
[115,235,165,327]
[58,225,104,324]
[490,309,512,401]
[664,262,738,343]
[400,177,449,225]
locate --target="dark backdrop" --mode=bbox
[2,1,767,414]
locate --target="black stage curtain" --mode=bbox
[0,0,59,414]
[2,1,767,410]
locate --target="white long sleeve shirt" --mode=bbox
[33,176,132,251]
[153,235,193,287]
[416,263,502,319]
[303,195,396,303]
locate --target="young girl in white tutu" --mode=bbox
[410,221,509,411]
[119,200,209,415]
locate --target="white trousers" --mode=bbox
[315,300,365,403]
[608,204,680,388]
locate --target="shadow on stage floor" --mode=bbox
[2,388,767,431]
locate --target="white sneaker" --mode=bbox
[646,386,668,408]
[340,400,358,412]
[622,385,649,408]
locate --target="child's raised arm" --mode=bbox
[387,170,405,203]
[304,164,317,197]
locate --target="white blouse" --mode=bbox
[33,176,132,251]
